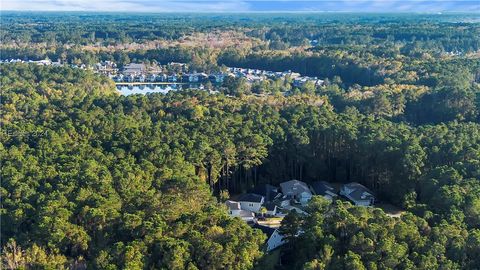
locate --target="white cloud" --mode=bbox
[1,0,251,12]
[1,0,478,12]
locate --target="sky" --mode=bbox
[1,0,479,13]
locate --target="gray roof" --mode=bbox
[123,63,145,74]
[238,193,264,203]
[311,181,335,196]
[351,189,374,201]
[249,184,280,202]
[225,200,241,210]
[238,210,255,218]
[252,223,276,238]
[124,63,145,69]
[343,182,374,201]
[280,180,310,196]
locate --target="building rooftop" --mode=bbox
[123,63,146,75]
[311,181,336,196]
[252,223,277,238]
[238,193,264,203]
[249,184,280,202]
[225,200,241,210]
[238,210,255,218]
[343,182,374,201]
[280,180,311,196]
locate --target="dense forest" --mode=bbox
[1,12,480,270]
[2,61,480,269]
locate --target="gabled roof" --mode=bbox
[298,191,312,198]
[238,193,264,203]
[280,180,311,196]
[343,182,374,201]
[123,63,145,73]
[249,184,280,202]
[238,210,255,218]
[225,200,241,210]
[311,181,336,196]
[252,223,277,238]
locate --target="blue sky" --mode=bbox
[2,0,479,13]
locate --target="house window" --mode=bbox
[249,203,253,207]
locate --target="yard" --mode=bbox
[257,217,284,228]
[376,203,405,218]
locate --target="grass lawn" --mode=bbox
[258,217,284,227]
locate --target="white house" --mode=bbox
[253,224,285,252]
[225,200,255,222]
[237,193,265,213]
[340,182,375,206]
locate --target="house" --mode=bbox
[181,74,191,82]
[183,73,208,83]
[51,59,62,67]
[113,74,124,82]
[245,74,263,83]
[156,74,168,82]
[195,73,208,82]
[123,63,146,76]
[279,197,291,207]
[147,74,157,82]
[289,72,301,79]
[225,200,255,222]
[248,184,281,202]
[237,193,265,213]
[280,180,313,205]
[311,181,337,201]
[313,79,325,87]
[209,74,225,83]
[264,202,278,216]
[137,74,146,83]
[340,182,375,206]
[252,224,285,252]
[293,77,309,87]
[167,75,178,82]
[126,74,135,82]
[33,58,52,66]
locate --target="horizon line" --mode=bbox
[2,10,479,14]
